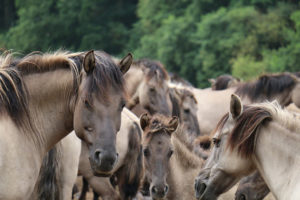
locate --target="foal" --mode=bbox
[140,113,203,200]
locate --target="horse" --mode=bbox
[124,59,172,116]
[193,73,300,136]
[78,108,143,200]
[234,103,300,200]
[209,74,240,90]
[235,171,275,200]
[0,50,132,199]
[168,83,201,143]
[195,94,300,200]
[140,113,204,200]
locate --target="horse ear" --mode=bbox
[83,50,95,74]
[230,94,243,119]
[167,116,179,133]
[140,113,150,131]
[118,53,133,74]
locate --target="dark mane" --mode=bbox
[86,51,125,102]
[235,73,297,102]
[0,55,32,132]
[226,106,272,158]
[213,75,237,90]
[134,59,169,81]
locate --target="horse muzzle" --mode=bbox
[89,149,119,176]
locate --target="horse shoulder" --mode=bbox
[0,119,41,199]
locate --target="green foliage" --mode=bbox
[0,0,299,87]
[0,0,137,55]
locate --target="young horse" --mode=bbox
[0,50,132,199]
[140,113,204,200]
[78,108,143,200]
[195,94,300,200]
[209,74,240,90]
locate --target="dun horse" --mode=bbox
[194,73,300,136]
[140,113,204,200]
[78,108,143,200]
[195,94,300,200]
[0,50,132,199]
[234,103,300,200]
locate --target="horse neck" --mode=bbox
[254,122,300,200]
[171,134,203,169]
[166,132,203,199]
[23,69,75,154]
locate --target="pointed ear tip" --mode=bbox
[127,52,133,58]
[87,50,94,54]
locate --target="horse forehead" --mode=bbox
[149,134,170,148]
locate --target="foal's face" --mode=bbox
[195,95,254,200]
[140,114,178,200]
[74,51,132,176]
[143,134,173,199]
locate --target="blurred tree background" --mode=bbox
[0,0,299,87]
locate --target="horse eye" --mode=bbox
[84,126,93,132]
[167,150,173,158]
[119,100,126,110]
[83,99,91,108]
[143,148,150,157]
[212,138,221,148]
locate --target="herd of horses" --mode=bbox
[0,49,299,200]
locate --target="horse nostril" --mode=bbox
[164,185,169,194]
[239,194,246,200]
[151,186,157,194]
[94,149,101,162]
[184,109,190,114]
[199,183,207,195]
